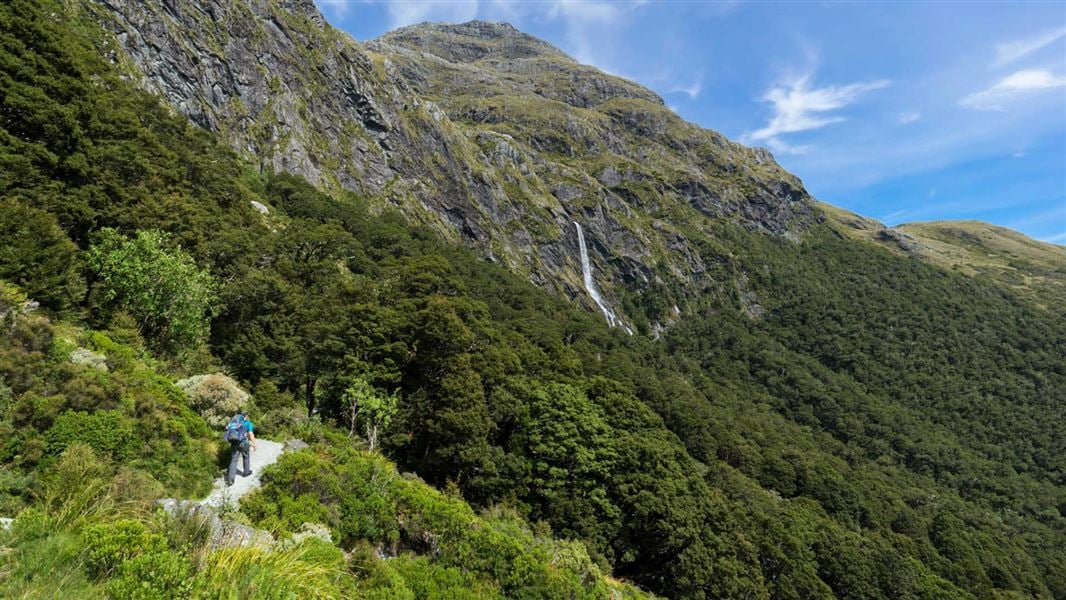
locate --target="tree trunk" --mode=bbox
[305,377,317,417]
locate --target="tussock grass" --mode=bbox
[190,543,344,600]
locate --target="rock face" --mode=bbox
[877,228,928,254]
[90,0,822,327]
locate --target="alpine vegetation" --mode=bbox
[0,0,1063,598]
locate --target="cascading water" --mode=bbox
[574,222,633,335]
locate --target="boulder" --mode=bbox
[283,439,310,453]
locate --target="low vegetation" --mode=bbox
[0,0,1062,598]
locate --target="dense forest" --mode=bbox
[0,0,1063,598]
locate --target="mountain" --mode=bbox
[94,0,819,332]
[2,0,1064,598]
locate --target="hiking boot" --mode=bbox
[225,479,234,487]
[241,470,253,477]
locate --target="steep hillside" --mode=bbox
[2,0,1064,598]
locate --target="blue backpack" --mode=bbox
[223,414,247,445]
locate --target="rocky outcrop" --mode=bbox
[90,0,822,328]
[158,498,274,549]
[877,228,928,254]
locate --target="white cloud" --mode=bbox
[993,26,1066,67]
[960,69,1066,110]
[1009,204,1066,233]
[379,0,480,28]
[314,0,352,19]
[897,111,921,124]
[668,75,703,99]
[743,75,890,154]
[1046,231,1066,244]
[542,1,629,70]
[880,208,910,223]
[546,0,623,26]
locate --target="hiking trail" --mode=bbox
[201,439,285,509]
[156,438,299,548]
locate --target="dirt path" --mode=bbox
[201,439,285,509]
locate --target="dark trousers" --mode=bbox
[226,440,250,483]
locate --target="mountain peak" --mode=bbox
[376,20,569,63]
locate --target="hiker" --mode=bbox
[224,409,257,487]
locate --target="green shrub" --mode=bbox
[81,331,137,373]
[11,507,53,541]
[0,199,85,314]
[82,519,168,577]
[174,373,249,428]
[106,550,191,600]
[46,410,136,460]
[0,465,30,513]
[37,444,116,529]
[389,555,501,599]
[248,445,630,599]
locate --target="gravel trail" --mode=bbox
[201,439,285,509]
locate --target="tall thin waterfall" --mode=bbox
[574,222,632,334]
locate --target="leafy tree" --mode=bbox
[342,377,397,451]
[87,229,215,352]
[0,199,84,313]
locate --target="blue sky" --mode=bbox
[316,1,1066,244]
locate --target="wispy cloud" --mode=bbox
[542,0,635,71]
[668,75,703,99]
[1008,204,1066,232]
[897,111,921,124]
[879,208,910,223]
[960,69,1066,110]
[315,0,351,19]
[381,0,480,29]
[1046,231,1066,244]
[357,0,641,71]
[993,26,1066,67]
[743,75,890,154]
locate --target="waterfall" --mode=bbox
[574,222,633,334]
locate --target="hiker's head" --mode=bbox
[237,407,247,417]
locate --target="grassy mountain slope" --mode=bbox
[822,203,1066,309]
[1,1,1063,599]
